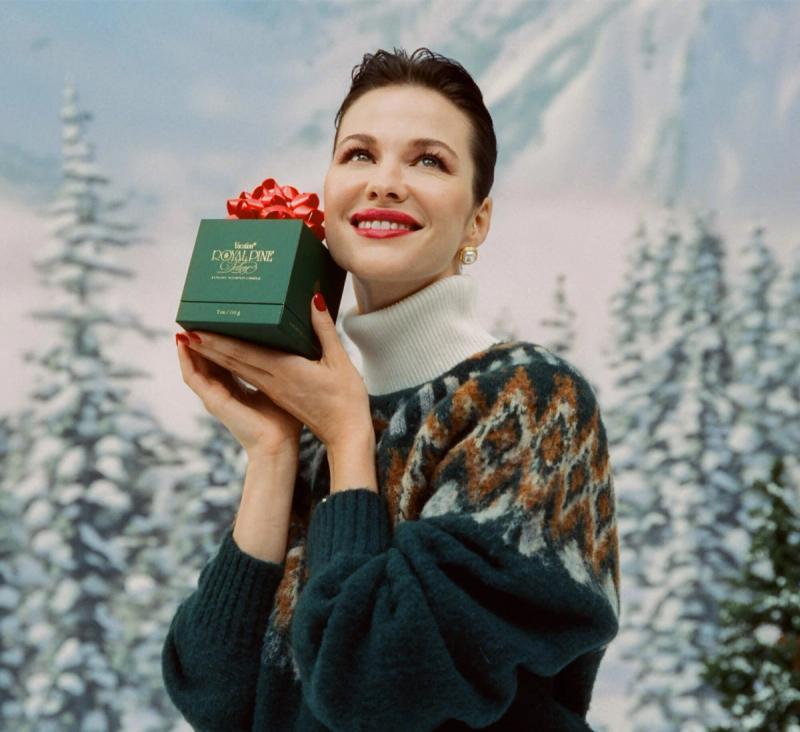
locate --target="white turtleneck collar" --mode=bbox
[340,273,500,397]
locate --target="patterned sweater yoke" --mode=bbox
[162,337,621,732]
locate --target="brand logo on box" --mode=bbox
[211,241,275,275]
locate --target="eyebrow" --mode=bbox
[336,133,459,160]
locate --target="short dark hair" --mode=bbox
[332,47,497,211]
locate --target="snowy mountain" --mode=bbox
[230,0,800,221]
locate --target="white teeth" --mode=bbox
[357,220,415,230]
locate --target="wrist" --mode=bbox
[246,443,299,468]
[327,425,375,456]
[327,432,377,494]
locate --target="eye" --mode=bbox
[344,147,371,163]
[419,152,447,170]
[340,147,448,171]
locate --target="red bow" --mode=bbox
[226,178,325,242]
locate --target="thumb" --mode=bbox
[310,291,342,359]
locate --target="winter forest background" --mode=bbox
[1,0,799,730]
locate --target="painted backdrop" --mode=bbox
[2,1,798,730]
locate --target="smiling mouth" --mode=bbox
[352,223,421,238]
[350,221,423,232]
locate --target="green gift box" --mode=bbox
[176,218,347,360]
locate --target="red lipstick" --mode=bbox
[353,226,418,239]
[350,208,422,228]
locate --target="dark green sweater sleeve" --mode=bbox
[289,364,621,732]
[161,527,284,732]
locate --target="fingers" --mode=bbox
[185,339,276,395]
[176,337,241,409]
[185,331,294,376]
[309,291,344,364]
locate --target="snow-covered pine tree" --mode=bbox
[701,456,800,732]
[107,410,250,732]
[604,218,675,587]
[539,272,576,357]
[611,208,750,730]
[724,222,794,489]
[603,220,647,423]
[0,410,36,721]
[168,415,247,586]
[769,246,800,488]
[6,76,191,732]
[536,270,604,401]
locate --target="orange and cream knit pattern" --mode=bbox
[267,340,620,672]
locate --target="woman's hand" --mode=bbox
[179,293,372,455]
[176,332,303,459]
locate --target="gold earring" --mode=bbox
[459,246,478,265]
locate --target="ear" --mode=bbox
[471,195,492,246]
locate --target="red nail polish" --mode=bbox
[313,292,326,312]
[176,333,190,345]
[186,331,202,343]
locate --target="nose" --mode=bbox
[364,158,407,201]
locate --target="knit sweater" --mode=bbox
[161,274,621,732]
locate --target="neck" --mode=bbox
[352,270,458,315]
[341,273,499,396]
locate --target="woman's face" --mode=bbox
[323,84,492,314]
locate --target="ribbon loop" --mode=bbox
[226,177,326,242]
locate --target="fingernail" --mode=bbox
[313,292,326,312]
[186,331,202,343]
[176,333,190,345]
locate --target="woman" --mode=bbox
[162,47,621,732]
